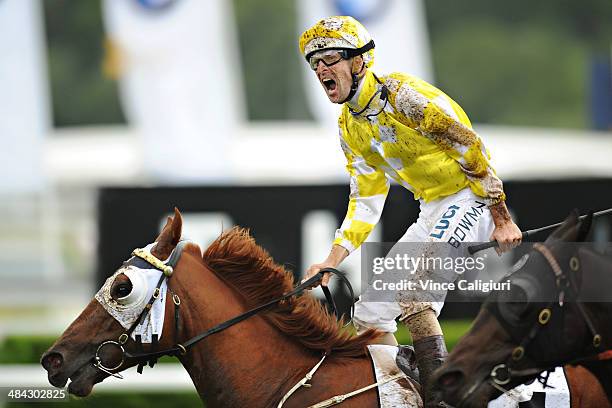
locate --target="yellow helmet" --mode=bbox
[299,16,375,68]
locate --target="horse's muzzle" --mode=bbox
[41,350,71,387]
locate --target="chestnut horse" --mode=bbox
[41,209,422,407]
[432,212,612,408]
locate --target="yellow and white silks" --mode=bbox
[333,70,505,253]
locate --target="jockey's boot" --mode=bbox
[413,334,448,408]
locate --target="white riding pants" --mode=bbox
[353,188,495,333]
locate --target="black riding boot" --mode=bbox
[413,335,448,408]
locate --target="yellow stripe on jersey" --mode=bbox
[333,220,376,252]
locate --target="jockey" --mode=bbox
[299,16,522,405]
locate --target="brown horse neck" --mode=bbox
[591,362,612,404]
[168,256,322,407]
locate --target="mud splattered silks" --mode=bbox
[333,70,504,253]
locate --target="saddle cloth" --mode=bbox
[367,345,570,408]
[367,345,422,408]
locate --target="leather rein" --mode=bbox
[93,241,354,378]
[457,242,608,407]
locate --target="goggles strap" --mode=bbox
[344,40,375,59]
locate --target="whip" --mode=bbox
[467,207,612,254]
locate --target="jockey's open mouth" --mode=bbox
[322,78,337,91]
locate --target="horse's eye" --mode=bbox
[499,285,531,321]
[505,301,529,318]
[113,281,133,299]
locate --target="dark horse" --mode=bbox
[41,209,423,407]
[432,211,612,407]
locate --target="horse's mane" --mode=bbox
[202,227,380,358]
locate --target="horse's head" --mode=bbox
[41,208,187,397]
[432,210,611,407]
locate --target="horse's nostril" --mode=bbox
[437,369,465,390]
[41,352,64,371]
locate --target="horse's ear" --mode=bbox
[546,210,579,242]
[576,210,593,242]
[156,208,183,250]
[546,209,592,243]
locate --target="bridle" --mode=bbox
[93,241,189,377]
[93,241,354,378]
[456,242,608,407]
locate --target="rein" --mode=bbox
[456,242,608,407]
[93,241,355,377]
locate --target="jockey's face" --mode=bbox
[314,54,364,104]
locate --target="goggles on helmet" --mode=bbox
[305,40,375,71]
[308,49,349,71]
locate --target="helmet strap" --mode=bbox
[341,73,360,104]
[341,59,366,104]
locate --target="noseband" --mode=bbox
[93,241,353,378]
[457,242,607,406]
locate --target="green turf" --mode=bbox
[0,320,473,364]
[395,319,473,350]
[0,335,178,365]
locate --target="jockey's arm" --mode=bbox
[304,121,388,287]
[326,244,350,266]
[395,85,522,254]
[489,200,522,254]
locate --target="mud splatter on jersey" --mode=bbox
[334,71,504,252]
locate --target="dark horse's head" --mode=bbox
[40,209,186,396]
[432,211,612,407]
